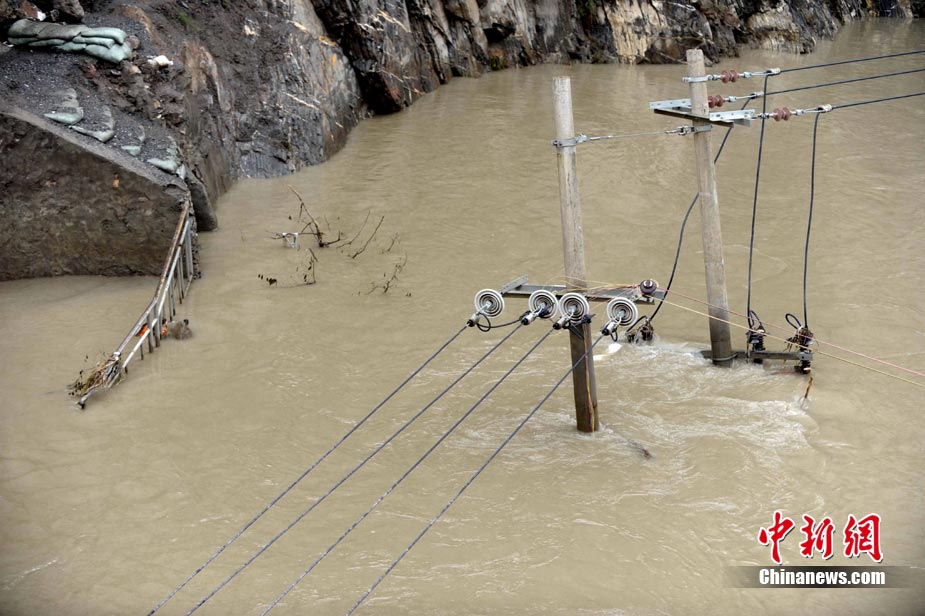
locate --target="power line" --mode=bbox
[803,114,821,328]
[183,325,524,615]
[766,67,925,96]
[346,333,608,616]
[649,99,749,324]
[746,74,773,330]
[146,324,468,616]
[779,50,925,73]
[833,91,925,109]
[260,328,556,615]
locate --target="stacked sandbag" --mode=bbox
[7,18,132,63]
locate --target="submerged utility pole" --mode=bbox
[686,50,734,365]
[552,76,599,432]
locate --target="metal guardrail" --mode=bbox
[78,201,196,407]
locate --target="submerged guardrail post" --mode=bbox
[552,76,599,433]
[687,50,734,365]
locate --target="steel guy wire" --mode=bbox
[145,324,468,615]
[583,126,703,142]
[260,327,556,615]
[182,324,524,615]
[346,333,609,615]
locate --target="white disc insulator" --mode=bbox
[528,290,559,319]
[607,298,638,326]
[557,293,590,324]
[474,289,504,318]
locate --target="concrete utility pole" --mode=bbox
[552,76,599,432]
[686,50,734,365]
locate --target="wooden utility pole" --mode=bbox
[686,50,734,365]
[552,76,599,432]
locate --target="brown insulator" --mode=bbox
[639,279,659,296]
[781,107,792,121]
[715,95,725,108]
[729,69,739,83]
[720,70,730,83]
[708,95,716,108]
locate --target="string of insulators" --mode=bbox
[683,68,780,83]
[707,91,764,108]
[758,104,833,121]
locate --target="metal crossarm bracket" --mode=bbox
[499,276,663,304]
[650,100,757,127]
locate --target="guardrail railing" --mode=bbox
[76,201,196,408]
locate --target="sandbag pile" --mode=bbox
[7,19,133,63]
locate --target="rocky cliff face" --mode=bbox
[0,0,916,279]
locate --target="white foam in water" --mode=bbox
[593,341,622,361]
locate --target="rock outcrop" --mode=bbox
[0,106,187,279]
[0,0,917,280]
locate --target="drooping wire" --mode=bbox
[476,311,529,332]
[260,327,556,615]
[779,50,925,73]
[746,74,772,330]
[346,333,608,615]
[146,324,468,616]
[803,113,821,328]
[648,99,749,324]
[183,325,523,615]
[766,67,925,96]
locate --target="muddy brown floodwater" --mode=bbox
[1,21,924,616]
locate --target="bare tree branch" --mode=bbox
[349,215,385,259]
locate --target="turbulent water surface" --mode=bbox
[1,21,923,616]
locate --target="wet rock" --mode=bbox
[52,0,85,23]
[0,1,44,21]
[0,106,188,280]
[0,0,915,281]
